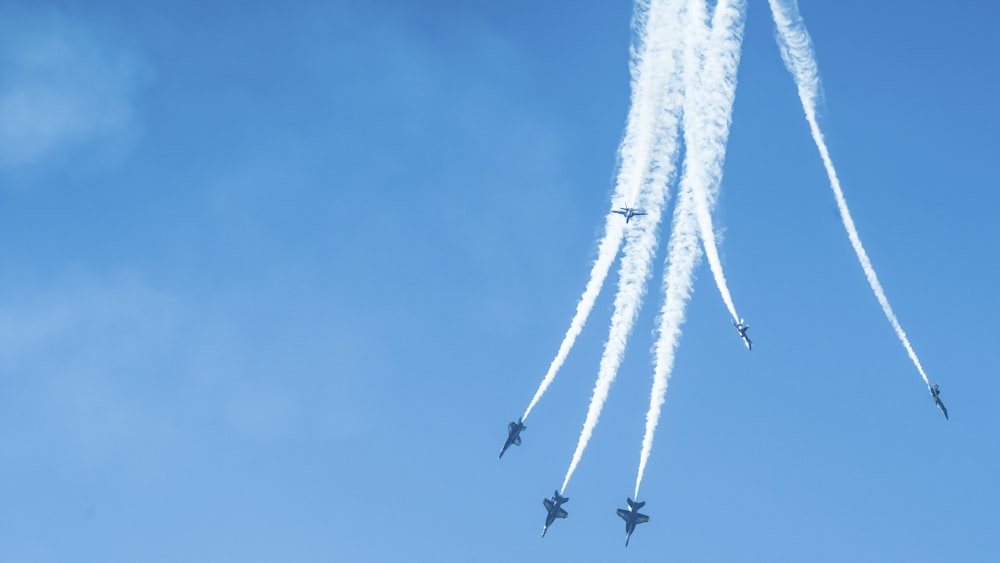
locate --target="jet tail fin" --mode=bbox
[627,498,646,510]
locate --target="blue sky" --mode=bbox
[0,0,997,561]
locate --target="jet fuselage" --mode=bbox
[498,420,526,459]
[541,491,569,537]
[615,498,649,547]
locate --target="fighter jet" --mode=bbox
[733,318,752,351]
[498,419,526,459]
[615,497,650,547]
[541,490,569,537]
[612,206,647,223]
[929,384,949,420]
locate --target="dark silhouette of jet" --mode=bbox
[541,490,569,537]
[615,497,650,547]
[498,419,526,459]
[733,318,752,351]
[612,206,647,223]
[930,384,949,420]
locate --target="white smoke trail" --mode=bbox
[522,0,684,422]
[634,151,702,499]
[684,0,747,325]
[560,0,689,494]
[768,0,931,387]
[522,220,625,421]
[634,0,747,499]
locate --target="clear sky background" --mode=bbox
[0,1,997,561]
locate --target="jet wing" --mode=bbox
[612,210,625,215]
[543,499,554,510]
[556,508,568,519]
[616,509,629,521]
[508,422,517,432]
[636,513,650,524]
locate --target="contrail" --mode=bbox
[522,220,625,421]
[522,0,685,422]
[683,0,747,326]
[634,148,701,500]
[634,0,747,499]
[561,0,688,494]
[768,0,931,387]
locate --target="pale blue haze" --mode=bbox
[0,1,997,561]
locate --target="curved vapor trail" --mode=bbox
[768,0,931,388]
[561,0,688,494]
[684,0,748,326]
[522,219,624,421]
[522,0,684,422]
[634,149,702,500]
[634,0,747,499]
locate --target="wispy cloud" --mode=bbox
[0,6,146,169]
[0,274,181,456]
[0,272,369,464]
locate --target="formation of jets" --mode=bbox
[498,318,949,546]
[498,419,526,459]
[541,491,569,537]
[612,206,647,223]
[616,498,650,547]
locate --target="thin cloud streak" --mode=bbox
[522,0,684,422]
[768,0,932,388]
[634,0,747,498]
[561,0,688,493]
[685,0,748,326]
